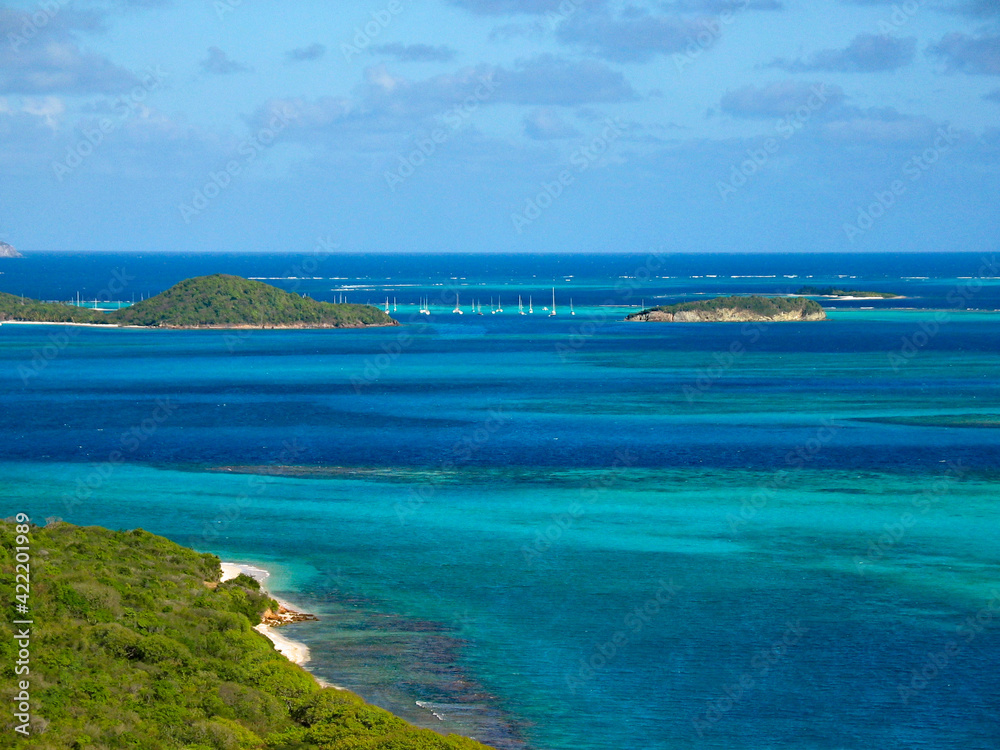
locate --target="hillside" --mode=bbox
[0,292,111,324]
[0,520,493,749]
[626,295,826,322]
[112,275,398,329]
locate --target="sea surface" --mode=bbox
[2,252,999,750]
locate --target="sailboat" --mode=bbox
[518,296,525,315]
[497,295,503,314]
[549,287,557,317]
[384,297,390,313]
[420,296,431,315]
[528,296,534,314]
[570,299,575,316]
[393,297,397,312]
[477,300,484,315]
[453,293,463,314]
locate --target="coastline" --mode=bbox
[220,562,314,668]
[0,320,395,330]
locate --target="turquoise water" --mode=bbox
[2,254,999,749]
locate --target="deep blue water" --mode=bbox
[1,253,998,750]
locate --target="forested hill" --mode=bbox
[112,275,398,328]
[0,520,492,749]
[0,275,397,329]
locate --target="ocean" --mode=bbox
[2,252,998,749]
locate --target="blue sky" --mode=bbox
[0,0,997,253]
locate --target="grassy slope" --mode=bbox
[0,293,111,324]
[0,521,492,750]
[111,275,396,329]
[635,295,825,318]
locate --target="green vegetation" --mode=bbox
[628,295,825,321]
[0,275,396,329]
[0,521,493,750]
[796,286,901,299]
[113,275,397,328]
[0,292,110,324]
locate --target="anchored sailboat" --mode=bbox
[453,293,463,314]
[549,287,557,317]
[518,295,525,315]
[570,299,575,315]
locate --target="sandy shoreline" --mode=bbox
[0,320,145,329]
[220,562,313,667]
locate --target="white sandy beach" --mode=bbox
[220,561,311,666]
[254,623,311,665]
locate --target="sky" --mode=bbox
[0,0,997,254]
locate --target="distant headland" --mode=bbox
[0,274,398,329]
[0,241,23,258]
[626,295,826,322]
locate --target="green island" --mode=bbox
[626,295,826,322]
[796,286,901,299]
[0,520,493,750]
[0,275,397,329]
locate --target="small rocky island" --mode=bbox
[626,295,826,322]
[797,286,901,299]
[0,241,23,258]
[0,274,398,328]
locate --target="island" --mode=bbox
[626,295,826,322]
[0,519,493,749]
[796,286,901,299]
[0,241,23,258]
[0,274,398,329]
